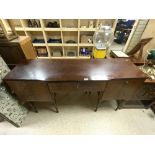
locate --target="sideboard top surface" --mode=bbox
[4,58,147,82]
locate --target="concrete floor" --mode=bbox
[111,42,125,51]
[0,92,155,135]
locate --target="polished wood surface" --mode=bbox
[4,58,147,81]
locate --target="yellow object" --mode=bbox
[93,48,106,58]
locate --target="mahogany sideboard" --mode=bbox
[4,58,154,112]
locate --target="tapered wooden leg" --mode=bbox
[149,101,155,108]
[53,93,59,113]
[32,102,38,113]
[149,101,155,114]
[116,100,126,110]
[115,105,119,111]
[47,83,59,113]
[115,100,120,111]
[94,91,101,112]
[28,102,38,113]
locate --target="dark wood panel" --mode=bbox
[6,81,51,102]
[0,45,25,65]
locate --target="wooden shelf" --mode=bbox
[62,28,78,31]
[25,28,42,31]
[63,43,78,46]
[2,19,117,58]
[50,56,88,59]
[48,43,62,46]
[44,28,61,31]
[37,56,90,59]
[79,43,94,46]
[33,43,46,46]
[78,56,91,59]
[79,28,96,31]
[37,56,52,59]
[15,27,24,31]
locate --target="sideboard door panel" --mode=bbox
[119,79,144,100]
[101,80,124,100]
[102,79,144,100]
[6,81,51,102]
[134,83,155,100]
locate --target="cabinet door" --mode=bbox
[101,80,124,100]
[102,79,144,100]
[0,45,25,65]
[134,83,155,100]
[6,81,51,102]
[119,79,144,100]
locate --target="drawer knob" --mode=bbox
[125,81,129,84]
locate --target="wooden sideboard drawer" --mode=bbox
[6,81,51,101]
[78,81,106,91]
[48,82,78,92]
